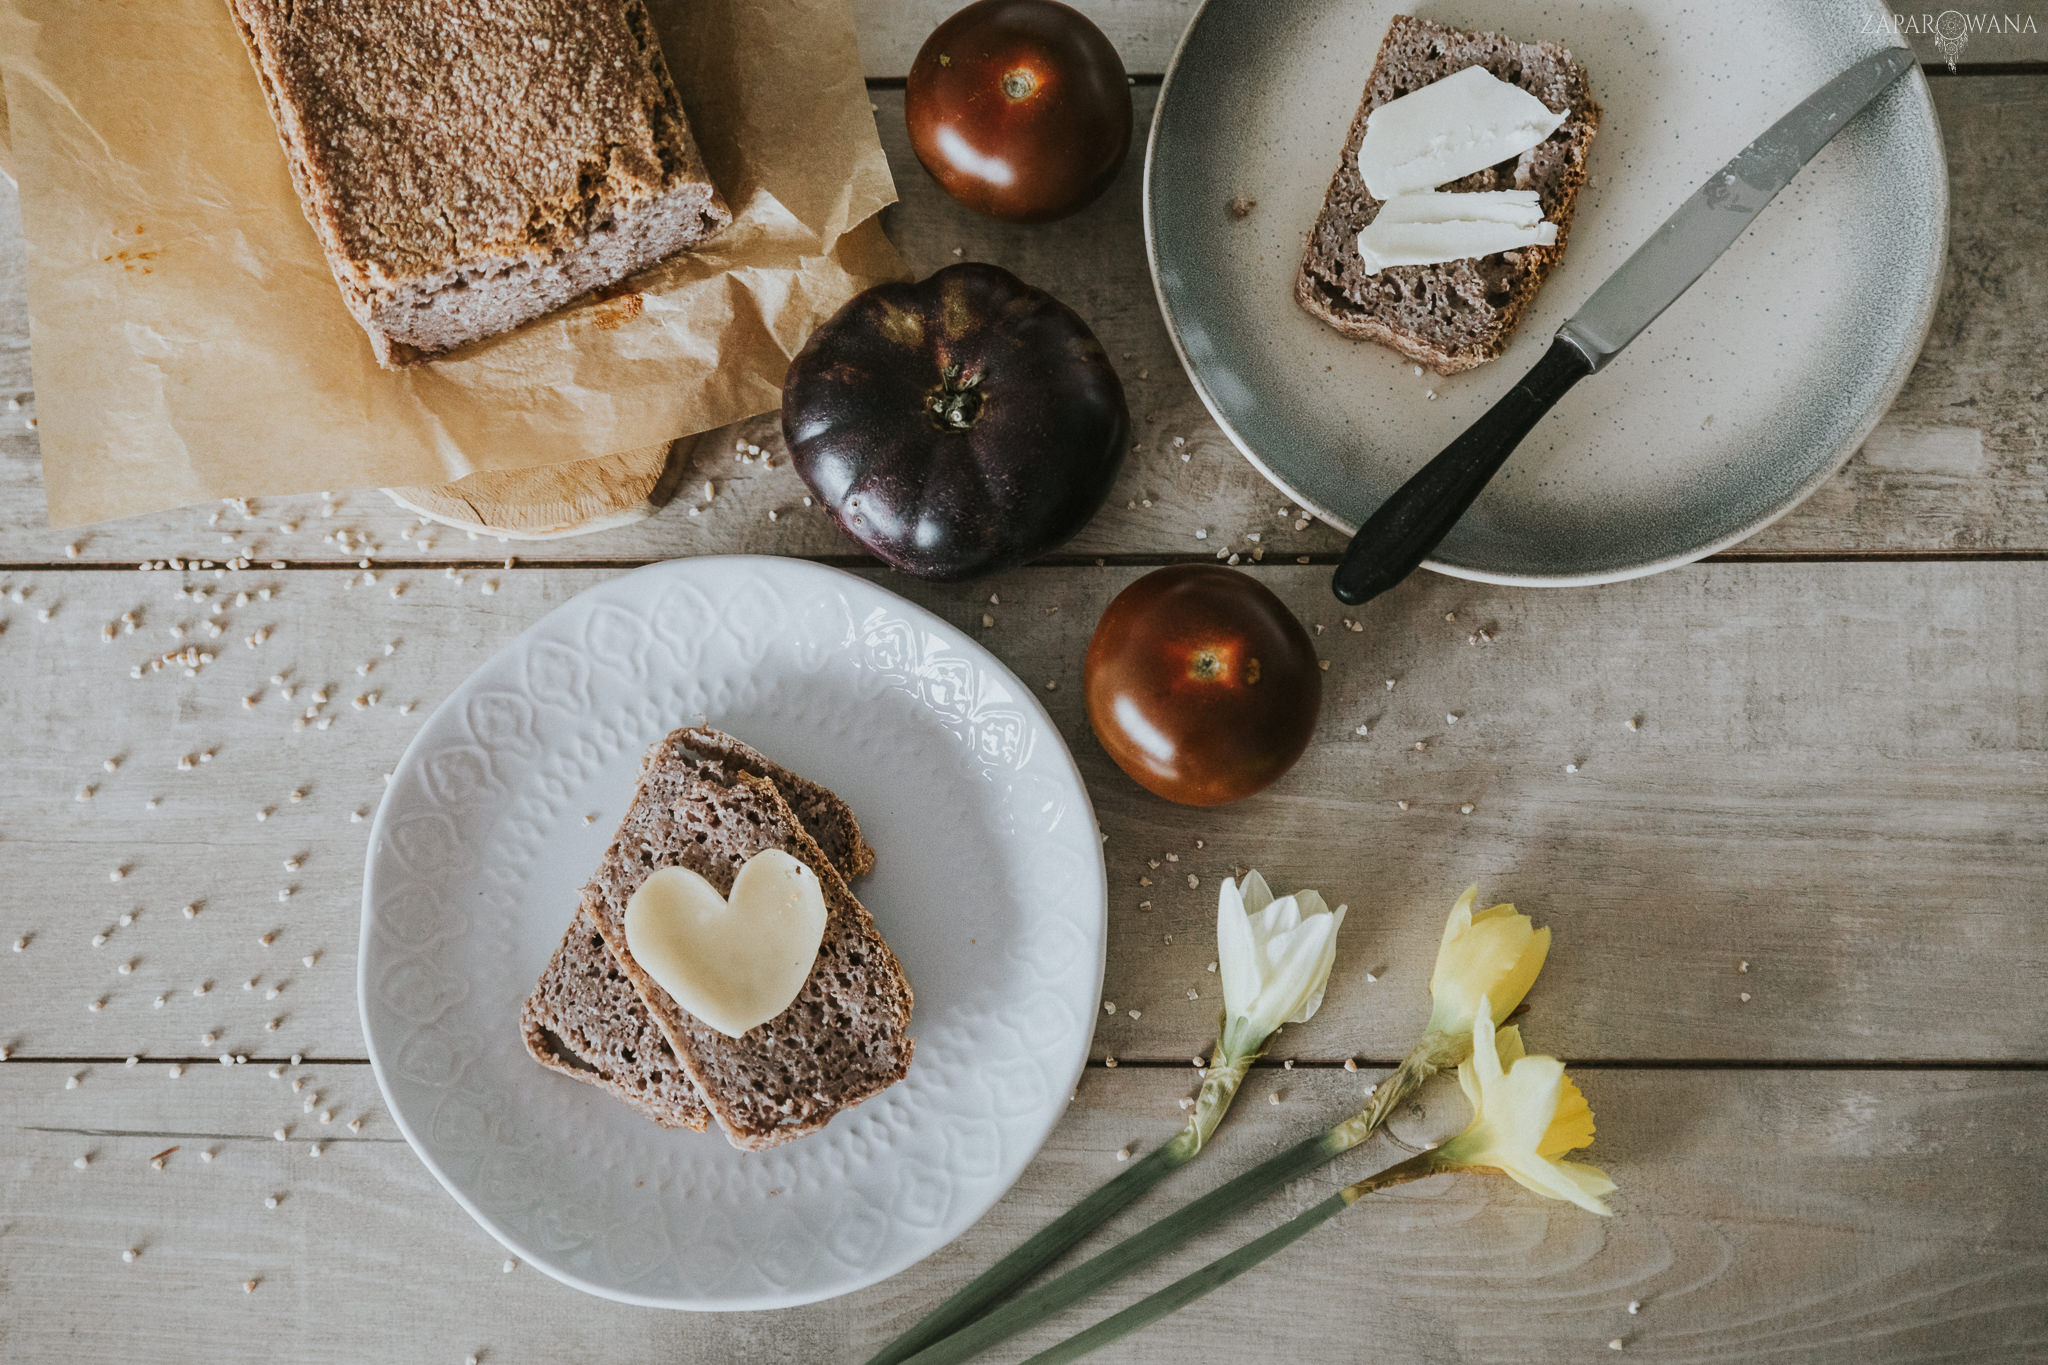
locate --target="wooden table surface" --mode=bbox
[3,6,2045,1361]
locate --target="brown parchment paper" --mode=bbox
[0,0,904,528]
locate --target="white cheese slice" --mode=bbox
[624,850,827,1039]
[1357,65,1568,199]
[1355,190,1558,275]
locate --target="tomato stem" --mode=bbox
[1002,67,1038,100]
[926,364,986,431]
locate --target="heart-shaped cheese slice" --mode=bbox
[623,850,828,1039]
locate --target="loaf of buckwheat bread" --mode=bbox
[226,0,732,367]
[568,728,912,1150]
[1296,15,1599,374]
[521,729,876,1131]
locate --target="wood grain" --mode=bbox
[0,79,2041,565]
[2,8,2044,1359]
[4,1060,2044,1363]
[842,0,2048,77]
[2,560,2042,1066]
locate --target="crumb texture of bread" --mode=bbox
[521,910,711,1130]
[668,728,878,881]
[521,727,877,1132]
[568,729,912,1150]
[226,0,733,366]
[1296,14,1600,374]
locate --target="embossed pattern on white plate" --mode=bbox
[360,557,1107,1310]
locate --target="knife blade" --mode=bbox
[1330,45,1918,606]
[1557,45,1919,369]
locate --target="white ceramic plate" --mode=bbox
[358,556,1107,1309]
[1146,0,1947,584]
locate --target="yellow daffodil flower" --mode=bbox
[1007,996,1616,1365]
[1324,882,1549,1152]
[881,886,1585,1365]
[1431,996,1615,1215]
[1425,885,1550,1039]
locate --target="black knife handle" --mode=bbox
[1330,336,1593,606]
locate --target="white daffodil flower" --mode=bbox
[1216,870,1346,1058]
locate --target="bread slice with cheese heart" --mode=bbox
[520,727,886,1139]
[528,726,911,1150]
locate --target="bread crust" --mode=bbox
[1294,14,1600,374]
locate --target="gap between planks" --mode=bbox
[11,546,2048,575]
[14,1057,2048,1071]
[858,67,2046,87]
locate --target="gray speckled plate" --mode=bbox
[1145,0,1947,585]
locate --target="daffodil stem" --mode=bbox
[1018,1152,1442,1365]
[863,1045,1256,1365]
[1326,1030,1464,1150]
[896,1037,1455,1365]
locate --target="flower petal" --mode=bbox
[1248,911,1338,1031]
[1426,895,1550,1037]
[1492,1055,1567,1155]
[1498,1155,1615,1215]
[1285,902,1346,1023]
[1470,1000,1503,1089]
[1216,879,1260,1022]
[1438,885,1480,956]
[1483,923,1550,1024]
[1252,893,1304,944]
[1277,908,1343,1015]
[1537,1075,1597,1156]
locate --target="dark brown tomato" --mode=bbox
[905,0,1133,223]
[1084,566,1322,806]
[781,262,1127,580]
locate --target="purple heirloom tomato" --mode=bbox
[781,263,1128,581]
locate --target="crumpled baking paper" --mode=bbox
[0,0,903,526]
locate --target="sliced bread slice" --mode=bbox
[575,728,912,1150]
[1295,14,1600,374]
[521,728,876,1130]
[522,907,712,1129]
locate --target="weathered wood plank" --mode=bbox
[4,1060,2044,1362]
[2,560,2043,1065]
[0,78,2042,563]
[848,1,2048,77]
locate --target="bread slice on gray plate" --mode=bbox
[521,728,877,1132]
[548,727,912,1150]
[1296,14,1600,374]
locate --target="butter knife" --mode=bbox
[1330,45,1919,606]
